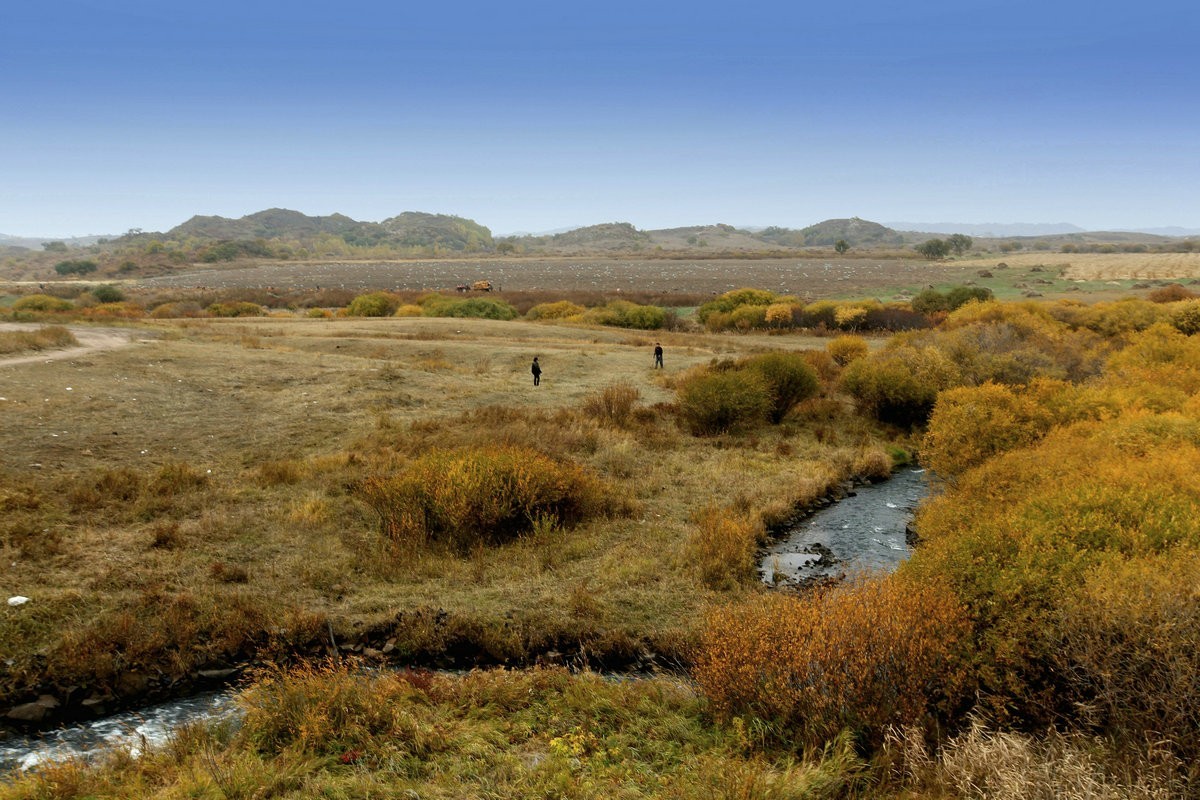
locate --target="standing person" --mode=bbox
[653,342,664,369]
[531,356,542,386]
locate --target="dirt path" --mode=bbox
[0,323,144,368]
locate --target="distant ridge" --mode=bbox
[166,208,493,252]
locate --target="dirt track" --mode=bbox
[0,324,142,368]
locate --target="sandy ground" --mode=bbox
[0,323,144,368]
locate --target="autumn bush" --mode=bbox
[1054,550,1200,763]
[904,421,1200,728]
[11,293,73,313]
[675,367,771,435]
[839,343,962,426]
[742,351,820,423]
[826,334,869,366]
[525,299,585,321]
[582,299,666,329]
[355,445,607,550]
[346,291,400,317]
[686,506,763,590]
[1172,300,1200,335]
[694,575,970,748]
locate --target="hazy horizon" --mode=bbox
[3,0,1197,238]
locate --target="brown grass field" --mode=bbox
[0,314,893,719]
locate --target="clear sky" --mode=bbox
[2,0,1197,236]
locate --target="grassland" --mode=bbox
[0,313,892,725]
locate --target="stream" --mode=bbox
[2,469,932,774]
[759,467,931,586]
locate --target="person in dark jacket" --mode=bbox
[653,342,664,369]
[531,356,541,386]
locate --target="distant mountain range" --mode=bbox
[4,211,1197,261]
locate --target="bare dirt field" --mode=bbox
[131,257,968,299]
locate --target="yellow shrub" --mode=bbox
[1055,549,1200,762]
[826,335,869,366]
[356,445,607,549]
[686,506,763,590]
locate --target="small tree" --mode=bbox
[916,239,951,260]
[947,233,973,255]
[834,239,850,254]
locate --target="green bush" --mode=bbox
[584,300,666,329]
[676,368,771,435]
[207,301,265,318]
[421,295,519,320]
[356,445,606,550]
[742,351,820,423]
[12,294,73,312]
[53,259,98,276]
[347,292,400,317]
[91,285,125,303]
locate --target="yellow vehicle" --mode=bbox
[471,280,493,291]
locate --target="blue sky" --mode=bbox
[2,0,1197,236]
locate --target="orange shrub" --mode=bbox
[694,575,970,748]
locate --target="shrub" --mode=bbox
[696,288,778,324]
[728,304,767,331]
[12,293,73,312]
[91,284,125,303]
[526,300,585,321]
[581,382,640,426]
[207,301,265,317]
[393,304,423,317]
[421,295,519,320]
[687,506,763,590]
[694,575,970,748]
[149,301,204,318]
[1147,283,1197,303]
[834,305,868,330]
[53,259,98,276]
[675,368,771,435]
[742,351,820,423]
[827,335,869,366]
[905,425,1200,727]
[922,382,1057,479]
[347,291,400,317]
[1055,550,1200,762]
[840,345,962,427]
[1171,300,1200,335]
[356,445,607,550]
[584,300,666,329]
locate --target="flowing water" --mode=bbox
[1,692,237,772]
[759,467,931,586]
[3,470,931,773]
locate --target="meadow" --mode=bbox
[3,279,1200,798]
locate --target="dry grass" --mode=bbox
[0,324,78,355]
[967,251,1200,282]
[0,313,879,708]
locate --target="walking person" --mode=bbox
[531,356,542,386]
[653,342,664,369]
